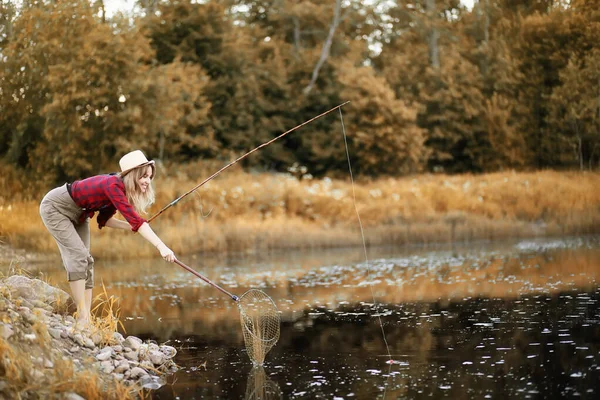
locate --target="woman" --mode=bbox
[40,150,175,326]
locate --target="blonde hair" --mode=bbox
[120,164,156,214]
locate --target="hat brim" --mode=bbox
[120,160,155,177]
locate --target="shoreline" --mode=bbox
[0,275,178,399]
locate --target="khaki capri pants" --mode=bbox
[39,184,94,289]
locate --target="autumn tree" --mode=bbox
[338,63,428,175]
[0,0,211,182]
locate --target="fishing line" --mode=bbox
[338,108,392,362]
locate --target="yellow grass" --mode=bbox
[89,282,127,346]
[1,162,600,260]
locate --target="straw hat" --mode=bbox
[119,150,155,177]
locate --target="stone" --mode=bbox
[48,327,62,339]
[114,360,130,374]
[123,336,142,351]
[160,345,177,359]
[113,373,124,381]
[72,333,85,347]
[23,333,37,342]
[149,350,164,365]
[124,350,139,361]
[63,393,86,400]
[101,360,115,374]
[129,367,148,379]
[96,348,113,361]
[4,275,70,309]
[140,360,154,371]
[0,323,14,340]
[90,332,103,346]
[82,337,95,349]
[113,331,124,343]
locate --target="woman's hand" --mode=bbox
[156,243,176,262]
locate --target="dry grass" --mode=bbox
[1,162,599,260]
[89,282,126,346]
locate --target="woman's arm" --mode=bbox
[137,222,176,262]
[103,217,132,230]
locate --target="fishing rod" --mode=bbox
[148,101,350,222]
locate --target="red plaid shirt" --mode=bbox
[70,174,146,231]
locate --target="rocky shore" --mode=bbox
[0,275,178,399]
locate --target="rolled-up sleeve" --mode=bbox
[104,179,147,232]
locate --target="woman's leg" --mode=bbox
[69,280,89,323]
[40,188,92,325]
[75,218,94,321]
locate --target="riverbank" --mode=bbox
[1,167,599,260]
[0,275,177,399]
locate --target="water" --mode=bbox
[5,236,600,399]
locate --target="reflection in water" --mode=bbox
[244,366,282,400]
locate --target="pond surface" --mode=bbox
[6,236,600,399]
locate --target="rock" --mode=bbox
[140,374,165,390]
[101,360,114,374]
[4,275,70,309]
[129,367,148,379]
[63,393,86,400]
[96,348,113,361]
[82,337,95,349]
[90,332,103,346]
[138,343,149,359]
[69,346,80,353]
[0,323,14,340]
[72,333,85,347]
[160,345,177,359]
[113,373,124,381]
[23,333,37,342]
[140,360,154,370]
[111,345,123,353]
[18,307,37,325]
[114,360,130,374]
[48,327,62,339]
[149,350,164,365]
[113,331,124,344]
[123,336,142,351]
[31,369,45,380]
[32,299,52,311]
[124,350,139,361]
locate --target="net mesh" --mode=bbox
[244,366,282,400]
[238,289,280,365]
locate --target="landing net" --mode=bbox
[238,289,280,365]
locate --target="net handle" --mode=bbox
[174,258,239,302]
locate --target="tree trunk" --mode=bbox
[303,0,341,95]
[577,135,583,171]
[483,0,490,44]
[293,16,301,51]
[426,0,440,70]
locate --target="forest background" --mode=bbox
[0,0,599,259]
